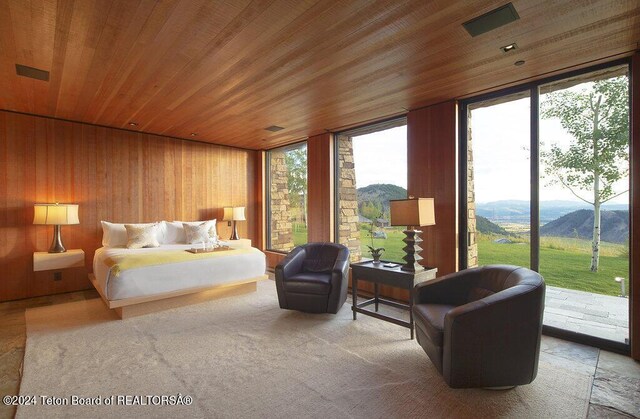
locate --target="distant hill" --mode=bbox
[540,209,629,244]
[477,200,627,224]
[476,215,513,236]
[356,184,407,215]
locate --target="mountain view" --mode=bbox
[356,184,407,216]
[357,185,629,245]
[540,209,629,244]
[477,200,627,224]
[477,215,513,236]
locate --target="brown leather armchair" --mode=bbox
[275,243,350,314]
[412,265,545,388]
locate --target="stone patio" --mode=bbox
[545,286,630,344]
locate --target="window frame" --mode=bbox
[333,116,408,262]
[265,140,309,253]
[458,58,632,354]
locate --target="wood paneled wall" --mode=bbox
[0,111,257,302]
[407,101,458,277]
[307,133,334,243]
[631,51,639,360]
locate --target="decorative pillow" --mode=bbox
[124,224,160,249]
[174,219,218,242]
[183,222,211,244]
[101,221,157,247]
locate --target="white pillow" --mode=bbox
[125,224,160,249]
[172,219,217,242]
[183,222,211,244]
[161,221,186,244]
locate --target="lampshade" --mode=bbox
[390,198,435,227]
[223,207,233,221]
[33,203,80,225]
[232,207,246,221]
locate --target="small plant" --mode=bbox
[364,208,387,262]
[367,245,385,262]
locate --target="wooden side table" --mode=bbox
[350,260,437,339]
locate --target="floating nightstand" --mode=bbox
[33,249,85,272]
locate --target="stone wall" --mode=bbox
[269,151,294,251]
[336,135,361,262]
[467,109,478,267]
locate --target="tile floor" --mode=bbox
[545,286,629,344]
[0,290,638,419]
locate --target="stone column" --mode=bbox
[269,151,294,251]
[467,109,478,267]
[337,135,361,261]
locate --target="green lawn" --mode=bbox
[292,223,307,247]
[478,236,629,297]
[360,226,407,263]
[295,223,629,297]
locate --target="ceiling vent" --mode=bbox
[462,3,520,37]
[265,125,284,132]
[15,64,50,81]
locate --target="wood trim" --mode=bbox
[632,51,640,360]
[407,101,458,277]
[307,132,334,242]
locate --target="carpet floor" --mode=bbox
[18,280,592,418]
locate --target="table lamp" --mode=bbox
[390,198,435,272]
[33,203,80,253]
[223,206,246,240]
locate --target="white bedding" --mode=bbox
[93,243,266,301]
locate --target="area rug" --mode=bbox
[19,280,591,418]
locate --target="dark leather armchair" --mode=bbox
[412,265,545,388]
[275,243,350,314]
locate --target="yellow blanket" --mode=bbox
[105,248,253,277]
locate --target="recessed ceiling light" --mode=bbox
[190,133,197,136]
[514,60,525,66]
[265,125,284,132]
[128,122,138,127]
[500,43,517,53]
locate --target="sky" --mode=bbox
[472,91,629,204]
[349,80,629,206]
[352,126,407,189]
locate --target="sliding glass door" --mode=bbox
[461,62,631,348]
[538,66,630,344]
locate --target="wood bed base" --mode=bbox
[89,273,267,319]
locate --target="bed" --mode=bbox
[90,238,267,319]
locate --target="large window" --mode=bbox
[267,142,308,252]
[467,91,531,269]
[335,119,407,263]
[461,62,630,348]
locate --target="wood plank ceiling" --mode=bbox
[0,0,638,150]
